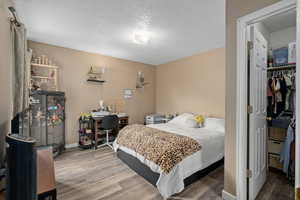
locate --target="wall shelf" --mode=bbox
[31,63,59,69]
[87,79,106,84]
[32,75,54,80]
[87,72,102,76]
[30,57,59,91]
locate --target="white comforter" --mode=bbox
[113,123,225,198]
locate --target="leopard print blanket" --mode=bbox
[116,124,201,174]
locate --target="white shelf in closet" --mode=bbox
[267,64,296,71]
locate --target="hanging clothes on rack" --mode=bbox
[284,74,292,110]
[280,119,295,174]
[267,68,296,118]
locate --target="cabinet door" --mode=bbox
[47,94,65,153]
[30,94,47,146]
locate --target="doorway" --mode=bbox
[249,10,296,200]
[236,1,299,200]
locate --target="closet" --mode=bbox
[265,17,296,174]
[255,10,296,199]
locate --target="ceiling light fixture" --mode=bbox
[133,30,151,45]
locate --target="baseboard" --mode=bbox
[222,190,236,200]
[65,143,78,149]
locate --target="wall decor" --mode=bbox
[124,89,134,99]
[87,66,106,84]
[136,71,150,89]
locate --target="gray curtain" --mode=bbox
[11,22,32,117]
[0,16,31,167]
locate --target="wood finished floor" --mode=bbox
[55,147,224,200]
[256,171,294,200]
[0,148,295,200]
[55,148,296,200]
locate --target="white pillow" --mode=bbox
[184,118,199,128]
[204,118,225,132]
[168,113,199,128]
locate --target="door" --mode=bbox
[248,25,268,200]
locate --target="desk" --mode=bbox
[79,114,129,149]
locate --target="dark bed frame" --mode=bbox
[117,150,224,187]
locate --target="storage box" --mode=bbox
[288,41,296,64]
[273,47,288,66]
[268,139,283,155]
[268,154,283,170]
[268,127,286,141]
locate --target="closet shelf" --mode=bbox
[267,64,296,71]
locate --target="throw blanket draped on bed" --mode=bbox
[116,124,201,173]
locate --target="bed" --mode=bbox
[113,114,225,198]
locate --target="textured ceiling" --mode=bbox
[15,0,225,65]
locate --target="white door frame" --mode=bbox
[236,0,298,199]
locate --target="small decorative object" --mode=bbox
[32,80,41,91]
[36,108,43,119]
[165,114,174,120]
[88,66,93,74]
[41,55,46,64]
[79,112,92,121]
[31,69,36,76]
[45,57,49,65]
[50,70,55,78]
[193,115,205,127]
[136,71,149,89]
[99,100,105,110]
[267,49,273,68]
[124,89,133,99]
[288,41,296,64]
[40,80,48,90]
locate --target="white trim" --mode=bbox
[222,190,236,200]
[236,1,297,200]
[65,143,79,149]
[296,0,300,189]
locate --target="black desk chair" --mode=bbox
[98,115,119,149]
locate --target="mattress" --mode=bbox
[113,123,225,198]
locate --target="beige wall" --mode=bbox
[0,0,13,165]
[28,41,156,145]
[156,48,225,118]
[225,0,280,195]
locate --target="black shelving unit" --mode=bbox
[78,117,94,149]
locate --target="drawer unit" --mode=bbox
[268,154,283,170]
[268,139,284,155]
[268,127,286,141]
